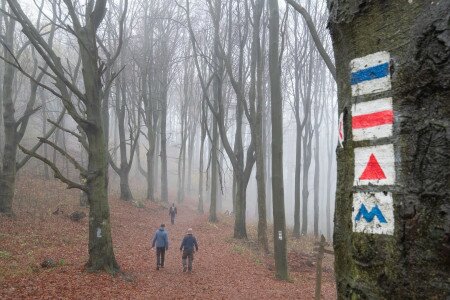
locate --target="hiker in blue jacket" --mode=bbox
[179,228,198,272]
[151,224,169,270]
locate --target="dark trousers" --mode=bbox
[182,250,194,271]
[170,214,175,225]
[156,247,166,267]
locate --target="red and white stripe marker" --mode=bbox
[352,98,393,141]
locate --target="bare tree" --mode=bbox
[109,7,140,201]
[7,0,127,273]
[0,1,56,215]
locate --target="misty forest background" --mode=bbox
[0,0,336,238]
[0,0,340,285]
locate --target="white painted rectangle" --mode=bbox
[351,77,392,97]
[352,97,392,115]
[353,192,394,235]
[353,124,392,142]
[354,144,395,186]
[352,98,393,141]
[351,51,390,71]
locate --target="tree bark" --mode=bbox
[268,0,288,280]
[0,16,16,215]
[329,0,450,297]
[208,0,222,223]
[160,85,168,203]
[251,0,268,251]
[198,99,206,213]
[313,127,320,237]
[86,126,119,273]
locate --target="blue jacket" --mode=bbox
[180,234,198,252]
[152,227,169,249]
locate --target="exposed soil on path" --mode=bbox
[0,177,336,299]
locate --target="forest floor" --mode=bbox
[0,176,336,299]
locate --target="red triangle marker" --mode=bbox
[359,154,386,180]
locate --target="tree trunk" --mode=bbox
[41,92,50,179]
[292,12,302,238]
[112,39,134,201]
[0,11,3,163]
[208,115,218,222]
[313,129,320,237]
[253,0,268,252]
[187,123,196,194]
[198,109,206,213]
[85,127,119,273]
[160,86,168,203]
[155,125,160,195]
[268,0,288,280]
[119,170,133,201]
[233,172,247,238]
[208,0,221,223]
[146,147,155,200]
[0,17,16,216]
[325,118,334,241]
[329,0,449,297]
[293,122,302,237]
[301,128,312,235]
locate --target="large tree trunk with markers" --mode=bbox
[329,0,450,298]
[80,25,119,274]
[268,0,288,281]
[85,123,118,273]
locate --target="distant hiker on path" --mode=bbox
[180,228,198,272]
[169,203,177,225]
[151,224,169,270]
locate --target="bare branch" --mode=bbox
[37,137,87,175]
[47,119,89,150]
[17,108,67,170]
[18,144,87,191]
[285,0,336,81]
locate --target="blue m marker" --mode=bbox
[355,204,387,223]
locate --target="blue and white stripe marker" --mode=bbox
[350,51,391,96]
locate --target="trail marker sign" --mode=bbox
[354,144,395,186]
[350,51,391,96]
[338,112,344,147]
[353,192,394,235]
[352,98,393,141]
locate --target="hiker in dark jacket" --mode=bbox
[151,224,169,270]
[169,203,177,225]
[179,228,198,272]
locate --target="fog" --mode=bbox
[1,0,336,240]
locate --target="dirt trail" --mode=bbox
[0,178,336,299]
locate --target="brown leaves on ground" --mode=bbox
[0,176,336,299]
